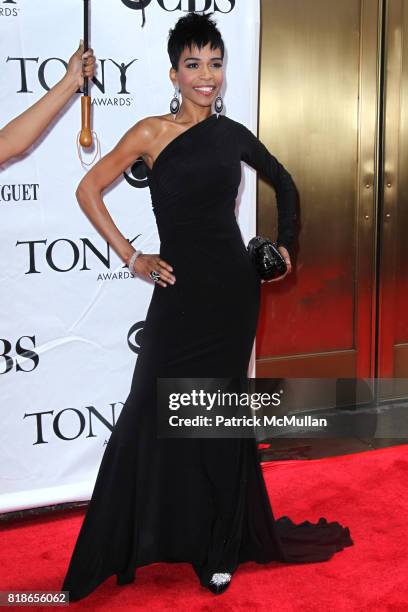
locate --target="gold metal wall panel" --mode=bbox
[379,0,408,398]
[257,0,379,379]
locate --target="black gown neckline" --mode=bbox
[147,113,218,176]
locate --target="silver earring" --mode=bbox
[214,95,224,118]
[170,86,180,118]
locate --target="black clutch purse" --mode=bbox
[247,236,287,280]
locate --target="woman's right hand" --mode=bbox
[132,254,176,288]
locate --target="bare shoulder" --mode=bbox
[121,116,156,147]
[130,114,174,136]
[120,114,173,152]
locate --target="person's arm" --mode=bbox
[0,41,96,165]
[234,120,298,278]
[75,119,176,289]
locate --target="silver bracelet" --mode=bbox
[128,250,143,273]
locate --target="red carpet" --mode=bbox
[2,444,408,611]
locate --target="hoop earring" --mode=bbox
[214,95,224,118]
[170,87,180,118]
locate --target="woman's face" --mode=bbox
[170,43,224,109]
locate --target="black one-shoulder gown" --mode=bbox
[61,114,353,601]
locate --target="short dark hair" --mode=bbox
[167,12,225,71]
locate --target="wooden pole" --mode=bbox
[79,0,92,147]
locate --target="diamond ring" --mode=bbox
[149,270,161,282]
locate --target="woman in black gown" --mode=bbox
[61,12,353,601]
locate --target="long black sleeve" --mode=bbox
[233,120,298,255]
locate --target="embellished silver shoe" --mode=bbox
[207,572,232,594]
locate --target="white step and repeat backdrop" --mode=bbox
[0,0,260,513]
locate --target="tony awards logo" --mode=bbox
[0,0,19,17]
[16,234,142,281]
[6,56,138,107]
